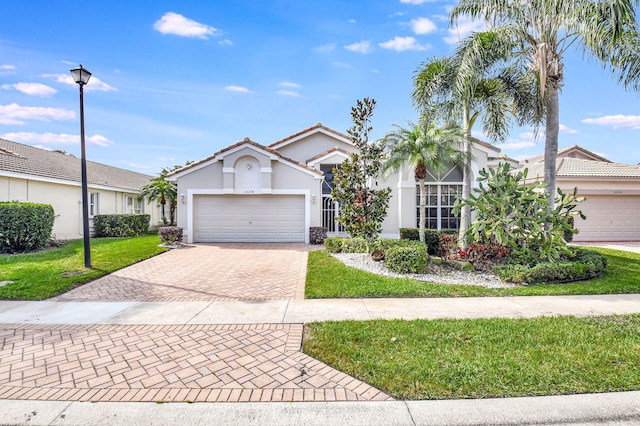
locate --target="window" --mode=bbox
[125,195,144,214]
[320,164,340,194]
[416,165,463,230]
[89,192,100,217]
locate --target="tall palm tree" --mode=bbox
[139,167,177,225]
[413,34,535,247]
[451,0,640,212]
[382,122,468,244]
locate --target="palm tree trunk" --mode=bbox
[458,107,472,249]
[544,86,560,230]
[418,178,426,244]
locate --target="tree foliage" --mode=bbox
[139,163,190,226]
[382,121,467,244]
[331,98,391,252]
[454,163,585,262]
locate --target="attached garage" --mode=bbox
[573,195,640,242]
[193,194,306,242]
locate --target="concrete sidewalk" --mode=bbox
[1,294,640,325]
[3,391,640,425]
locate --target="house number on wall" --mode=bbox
[245,190,255,194]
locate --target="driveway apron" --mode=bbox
[0,244,392,403]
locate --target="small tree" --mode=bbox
[454,163,585,261]
[140,163,191,226]
[331,98,391,252]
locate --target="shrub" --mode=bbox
[494,248,606,284]
[159,226,183,245]
[341,237,368,253]
[399,228,456,256]
[309,227,328,245]
[438,233,459,260]
[386,242,429,274]
[399,228,420,241]
[324,238,344,253]
[459,243,511,272]
[94,214,150,237]
[0,202,54,253]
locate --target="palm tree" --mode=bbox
[413,35,535,247]
[451,0,640,212]
[139,167,177,225]
[382,122,468,244]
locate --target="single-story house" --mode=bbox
[169,123,506,244]
[0,138,161,240]
[520,145,640,242]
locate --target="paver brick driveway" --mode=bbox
[2,243,393,403]
[52,243,308,302]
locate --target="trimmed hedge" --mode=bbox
[159,226,183,245]
[94,214,150,237]
[324,237,416,254]
[494,248,607,284]
[0,202,54,253]
[399,228,458,256]
[386,242,429,274]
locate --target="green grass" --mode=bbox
[303,315,640,399]
[0,235,167,300]
[305,247,640,298]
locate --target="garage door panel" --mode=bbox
[194,195,305,243]
[574,195,640,242]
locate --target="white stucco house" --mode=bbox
[521,145,640,242]
[0,138,161,240]
[169,123,507,244]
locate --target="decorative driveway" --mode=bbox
[52,244,308,302]
[1,243,393,403]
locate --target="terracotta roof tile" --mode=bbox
[524,157,640,178]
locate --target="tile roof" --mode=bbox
[168,137,323,177]
[306,147,353,163]
[524,157,640,178]
[268,123,352,148]
[0,138,153,191]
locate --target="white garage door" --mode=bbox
[574,195,640,242]
[194,195,305,242]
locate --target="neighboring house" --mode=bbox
[520,145,640,242]
[169,123,504,244]
[0,138,160,240]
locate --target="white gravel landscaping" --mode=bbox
[332,253,518,289]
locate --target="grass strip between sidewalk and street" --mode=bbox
[305,247,640,298]
[0,235,167,300]
[303,314,640,400]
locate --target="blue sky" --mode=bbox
[1,0,639,176]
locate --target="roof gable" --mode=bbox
[268,123,352,151]
[525,157,640,178]
[0,138,152,191]
[169,137,322,179]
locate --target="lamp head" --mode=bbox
[70,65,92,86]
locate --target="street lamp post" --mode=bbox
[70,65,92,269]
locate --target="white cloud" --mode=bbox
[279,81,301,89]
[0,103,74,125]
[501,141,536,150]
[2,82,57,97]
[219,39,233,46]
[122,161,152,169]
[582,114,640,129]
[314,43,336,54]
[344,41,372,54]
[444,17,486,44]
[225,85,251,93]
[153,12,220,39]
[559,124,578,134]
[44,73,117,92]
[411,17,437,35]
[379,36,429,51]
[276,90,301,97]
[348,19,357,24]
[1,132,114,146]
[0,64,16,75]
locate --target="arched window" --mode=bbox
[416,164,463,230]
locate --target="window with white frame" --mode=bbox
[89,192,100,217]
[416,164,463,230]
[124,195,144,214]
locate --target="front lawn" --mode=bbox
[0,235,167,300]
[303,315,640,399]
[305,247,640,298]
